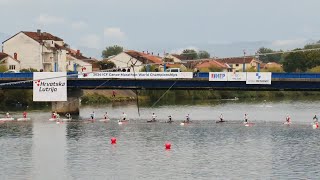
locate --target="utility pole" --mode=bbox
[243,49,246,72]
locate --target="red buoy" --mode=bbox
[111,137,117,144]
[165,143,171,150]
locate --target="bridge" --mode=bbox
[0,72,320,91]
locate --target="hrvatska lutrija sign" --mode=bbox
[33,72,67,101]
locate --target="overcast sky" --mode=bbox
[1,0,320,58]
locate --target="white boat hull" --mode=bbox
[49,118,58,121]
[0,117,15,121]
[17,118,31,121]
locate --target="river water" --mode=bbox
[1,100,320,179]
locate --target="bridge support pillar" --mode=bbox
[52,89,83,115]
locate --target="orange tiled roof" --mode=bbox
[126,50,162,64]
[0,52,9,60]
[195,59,229,69]
[23,31,63,42]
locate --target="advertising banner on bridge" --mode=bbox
[209,72,228,81]
[33,72,67,101]
[227,72,247,81]
[246,72,272,84]
[78,72,193,79]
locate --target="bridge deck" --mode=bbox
[0,72,320,90]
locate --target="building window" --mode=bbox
[9,65,16,70]
[236,64,239,67]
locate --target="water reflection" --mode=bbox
[2,100,320,179]
[0,121,33,179]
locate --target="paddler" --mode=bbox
[104,112,109,120]
[151,113,157,122]
[286,114,291,123]
[121,112,127,121]
[219,113,224,122]
[244,113,248,123]
[23,111,27,118]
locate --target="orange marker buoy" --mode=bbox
[111,137,117,144]
[165,143,171,150]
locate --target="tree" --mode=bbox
[304,42,320,49]
[198,51,210,59]
[181,49,198,60]
[102,45,123,58]
[0,65,8,72]
[257,47,282,63]
[282,51,307,72]
[98,61,116,70]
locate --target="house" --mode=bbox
[66,49,99,72]
[0,52,20,72]
[2,29,67,72]
[216,56,262,72]
[163,54,187,71]
[108,50,163,72]
[195,59,231,72]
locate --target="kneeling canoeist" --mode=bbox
[6,112,10,118]
[185,114,190,123]
[152,113,157,122]
[23,111,27,118]
[104,112,109,120]
[65,113,71,120]
[244,113,248,123]
[313,115,318,123]
[168,115,173,122]
[285,114,291,123]
[121,112,127,121]
[219,113,224,122]
[90,111,95,120]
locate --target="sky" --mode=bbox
[0,0,320,58]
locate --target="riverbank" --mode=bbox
[80,90,320,106]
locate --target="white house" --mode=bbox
[66,49,100,73]
[0,52,21,72]
[108,50,163,72]
[2,29,67,72]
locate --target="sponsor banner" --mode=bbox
[33,72,67,101]
[227,72,247,81]
[246,72,272,84]
[78,72,193,79]
[209,72,228,81]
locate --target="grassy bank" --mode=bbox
[81,90,320,105]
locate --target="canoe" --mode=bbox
[99,118,110,122]
[49,118,58,121]
[17,117,31,121]
[0,117,15,121]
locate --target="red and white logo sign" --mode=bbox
[33,72,67,101]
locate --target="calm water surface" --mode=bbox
[1,100,320,179]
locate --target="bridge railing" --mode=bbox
[1,72,320,79]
